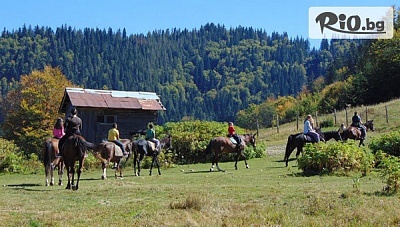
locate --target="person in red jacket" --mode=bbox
[227,122,241,149]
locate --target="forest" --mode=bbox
[0,23,367,123]
[0,11,399,126]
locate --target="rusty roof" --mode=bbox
[59,87,165,113]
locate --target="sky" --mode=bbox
[1,0,397,48]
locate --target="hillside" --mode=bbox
[0,24,363,123]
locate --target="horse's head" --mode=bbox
[160,135,173,151]
[365,120,375,131]
[242,133,256,148]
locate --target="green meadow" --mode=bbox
[1,99,400,226]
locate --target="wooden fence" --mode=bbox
[272,98,400,133]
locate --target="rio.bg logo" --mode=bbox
[309,7,393,39]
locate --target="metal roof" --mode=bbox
[59,87,165,113]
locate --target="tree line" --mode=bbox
[0,23,364,124]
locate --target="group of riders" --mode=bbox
[54,107,161,159]
[303,111,367,143]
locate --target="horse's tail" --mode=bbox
[75,136,106,161]
[284,135,295,167]
[204,139,214,155]
[43,139,52,168]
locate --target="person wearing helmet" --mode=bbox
[56,107,83,157]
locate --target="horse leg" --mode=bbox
[241,152,249,169]
[65,166,72,190]
[136,155,144,176]
[149,156,154,176]
[58,163,64,186]
[118,160,123,178]
[154,155,161,175]
[45,165,50,186]
[215,154,223,172]
[210,153,215,172]
[74,160,84,191]
[50,163,55,186]
[102,160,107,180]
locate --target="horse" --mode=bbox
[131,135,172,176]
[341,120,375,147]
[320,130,342,142]
[204,133,257,172]
[42,137,64,186]
[62,134,100,190]
[284,128,323,167]
[95,139,134,180]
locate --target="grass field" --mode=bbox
[1,99,400,226]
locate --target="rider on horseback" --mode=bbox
[304,115,322,142]
[53,118,65,139]
[108,123,128,156]
[351,112,366,140]
[56,107,82,158]
[145,123,160,153]
[228,122,242,149]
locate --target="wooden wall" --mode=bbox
[64,104,158,142]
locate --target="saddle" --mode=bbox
[105,141,123,157]
[302,134,314,142]
[146,140,157,152]
[229,137,237,144]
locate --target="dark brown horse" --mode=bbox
[341,120,375,146]
[62,135,99,190]
[42,137,64,186]
[131,135,173,176]
[284,128,323,167]
[204,133,257,172]
[95,139,134,179]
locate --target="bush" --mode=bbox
[379,155,400,194]
[319,118,334,128]
[161,121,263,164]
[369,130,400,156]
[297,141,374,175]
[0,138,41,174]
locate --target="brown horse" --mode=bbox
[204,133,257,172]
[131,135,172,176]
[341,120,375,147]
[95,139,134,179]
[62,135,100,190]
[42,137,64,186]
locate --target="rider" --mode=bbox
[303,115,321,142]
[351,112,366,139]
[227,122,242,149]
[56,107,82,158]
[53,118,65,139]
[108,123,128,156]
[145,123,160,152]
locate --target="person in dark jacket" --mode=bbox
[56,107,82,157]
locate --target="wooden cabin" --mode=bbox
[58,87,165,142]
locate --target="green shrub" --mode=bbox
[379,155,400,194]
[297,141,374,175]
[319,119,334,128]
[0,138,41,174]
[160,121,263,164]
[369,130,400,156]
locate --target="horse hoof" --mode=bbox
[210,168,213,172]
[50,182,54,186]
[101,176,107,180]
[246,165,249,169]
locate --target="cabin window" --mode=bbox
[97,115,117,123]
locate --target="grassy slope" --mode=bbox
[1,99,400,226]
